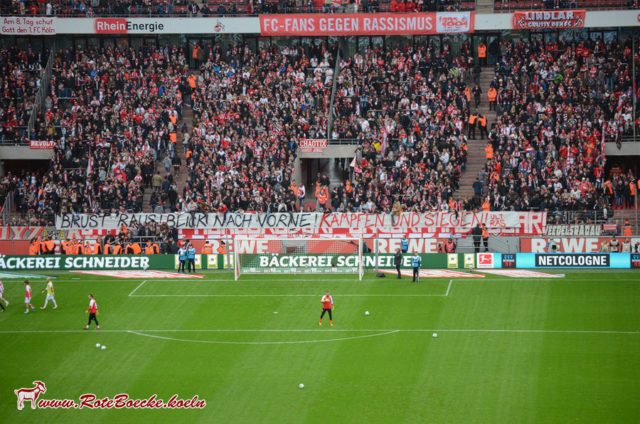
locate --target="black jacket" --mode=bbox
[394,251,403,266]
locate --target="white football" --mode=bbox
[101,345,107,350]
[298,383,304,389]
[96,343,101,348]
[432,333,438,338]
[365,311,370,316]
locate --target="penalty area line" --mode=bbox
[128,280,147,297]
[127,329,400,345]
[445,280,453,297]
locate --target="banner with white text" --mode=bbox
[56,212,546,236]
[521,237,640,253]
[259,12,474,36]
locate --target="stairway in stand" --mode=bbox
[454,66,496,203]
[474,0,495,13]
[173,105,192,200]
[142,102,195,212]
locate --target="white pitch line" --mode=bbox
[0,329,638,335]
[445,280,453,296]
[130,293,446,297]
[128,280,147,297]
[127,329,399,345]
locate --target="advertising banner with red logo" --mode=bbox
[512,10,585,30]
[299,139,327,154]
[259,12,474,36]
[476,253,496,268]
[521,237,640,253]
[94,18,165,34]
[30,140,56,149]
[1,16,55,35]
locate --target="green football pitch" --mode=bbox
[1,269,639,424]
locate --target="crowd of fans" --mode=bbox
[0,44,193,225]
[479,36,638,214]
[1,33,639,227]
[327,42,472,212]
[178,42,333,213]
[0,45,47,144]
[49,45,189,216]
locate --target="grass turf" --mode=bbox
[0,269,639,423]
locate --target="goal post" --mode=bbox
[234,238,364,280]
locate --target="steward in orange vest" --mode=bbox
[217,241,227,254]
[468,113,477,138]
[187,74,197,89]
[623,220,632,236]
[202,241,214,254]
[487,87,497,102]
[126,240,142,255]
[488,87,497,111]
[481,224,489,252]
[478,42,486,58]
[111,242,123,255]
[477,114,487,139]
[463,87,471,102]
[93,239,102,255]
[43,238,55,255]
[28,238,41,255]
[61,239,72,255]
[485,143,494,160]
[144,241,160,254]
[477,42,487,65]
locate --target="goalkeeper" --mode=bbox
[319,291,334,327]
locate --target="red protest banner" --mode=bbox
[512,10,585,30]
[259,12,474,36]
